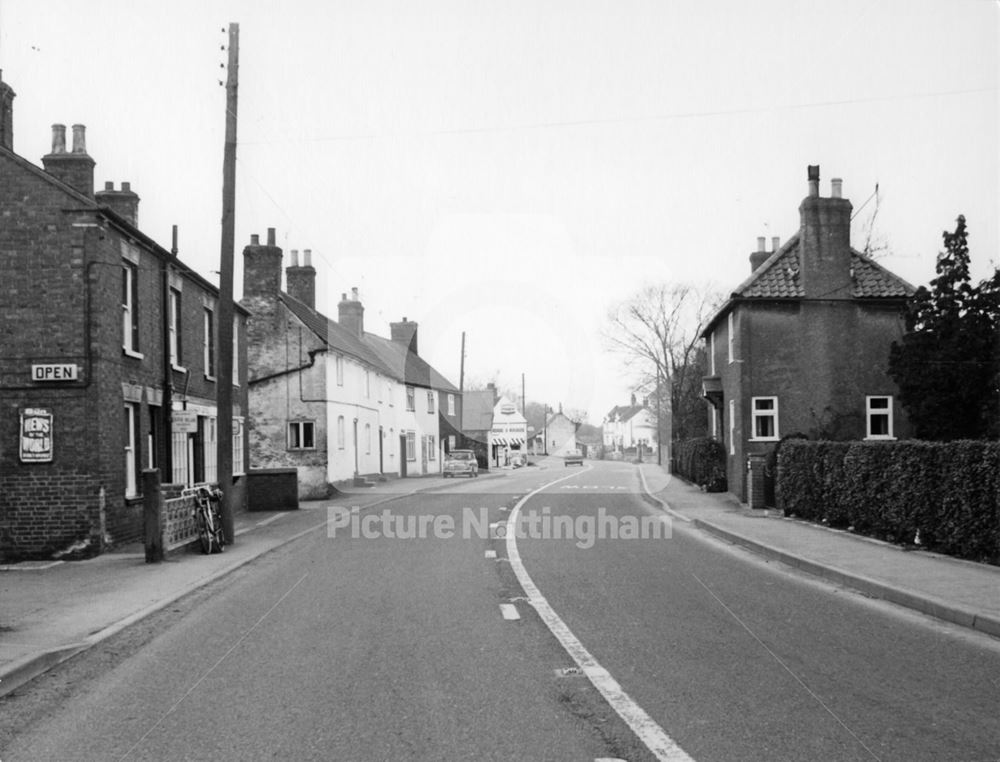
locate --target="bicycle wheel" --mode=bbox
[196,507,213,554]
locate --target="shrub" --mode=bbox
[673,437,727,492]
[777,439,1000,564]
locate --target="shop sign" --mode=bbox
[31,363,78,381]
[172,411,199,433]
[20,408,53,463]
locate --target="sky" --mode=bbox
[1,0,997,423]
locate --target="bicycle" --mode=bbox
[187,484,225,554]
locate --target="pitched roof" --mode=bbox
[604,404,646,422]
[702,233,916,336]
[280,292,459,391]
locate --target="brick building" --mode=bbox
[241,237,461,495]
[700,166,915,502]
[0,76,248,561]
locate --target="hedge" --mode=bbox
[673,437,727,492]
[777,440,1000,565]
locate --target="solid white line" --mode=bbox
[499,603,520,620]
[506,471,696,762]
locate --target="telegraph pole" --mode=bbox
[459,331,466,392]
[216,22,239,543]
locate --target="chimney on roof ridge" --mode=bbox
[391,316,419,356]
[286,246,316,309]
[338,287,364,338]
[42,122,94,197]
[242,228,283,300]
[95,180,140,227]
[750,234,771,273]
[772,236,780,252]
[831,178,843,198]
[799,165,853,299]
[0,71,14,151]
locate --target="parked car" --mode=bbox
[563,451,584,466]
[443,449,479,478]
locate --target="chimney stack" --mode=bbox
[95,180,140,227]
[42,123,95,197]
[286,246,316,309]
[338,287,364,338]
[390,317,419,356]
[0,71,15,151]
[798,165,853,299]
[749,235,770,272]
[242,227,283,300]
[831,178,843,198]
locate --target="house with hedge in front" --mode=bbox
[700,166,916,504]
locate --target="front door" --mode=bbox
[399,434,407,477]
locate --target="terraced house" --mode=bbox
[241,235,461,497]
[0,76,249,561]
[701,166,915,503]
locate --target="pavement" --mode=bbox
[2,460,999,700]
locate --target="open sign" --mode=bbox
[31,364,79,381]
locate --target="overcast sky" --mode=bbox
[2,0,996,422]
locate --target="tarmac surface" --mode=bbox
[2,457,998,699]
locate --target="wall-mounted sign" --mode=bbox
[500,403,516,414]
[172,411,199,433]
[20,408,53,463]
[31,364,79,382]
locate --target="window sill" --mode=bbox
[172,364,187,373]
[864,436,897,441]
[749,437,779,443]
[123,348,144,360]
[204,375,216,383]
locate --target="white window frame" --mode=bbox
[406,386,415,412]
[727,312,735,364]
[710,331,716,375]
[365,369,371,399]
[122,261,142,358]
[336,355,344,386]
[289,420,316,450]
[405,431,416,461]
[233,417,245,475]
[728,399,735,456]
[202,416,218,484]
[337,416,345,449]
[447,394,455,416]
[203,307,216,380]
[866,396,895,440]
[750,397,779,441]
[124,403,139,496]
[427,390,435,414]
[427,434,436,460]
[169,288,183,369]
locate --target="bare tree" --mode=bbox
[855,183,891,260]
[604,283,723,442]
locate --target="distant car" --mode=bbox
[563,451,584,466]
[443,449,479,478]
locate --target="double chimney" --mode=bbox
[41,123,95,199]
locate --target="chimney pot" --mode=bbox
[290,249,299,267]
[104,181,114,190]
[351,286,359,300]
[303,249,312,266]
[341,292,347,301]
[756,236,766,252]
[251,233,260,245]
[807,164,820,197]
[267,227,276,246]
[772,236,780,251]
[51,124,66,154]
[71,124,87,154]
[121,181,130,192]
[831,178,843,198]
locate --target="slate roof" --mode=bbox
[703,233,915,337]
[604,404,646,422]
[280,293,458,391]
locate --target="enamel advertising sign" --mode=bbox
[20,408,54,463]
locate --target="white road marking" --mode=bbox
[506,471,696,762]
[254,514,285,527]
[499,603,520,620]
[484,550,497,559]
[637,468,691,523]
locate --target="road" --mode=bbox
[2,460,999,760]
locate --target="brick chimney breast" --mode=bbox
[285,246,316,310]
[42,123,95,198]
[798,165,853,299]
[390,317,419,356]
[338,287,364,338]
[0,72,15,151]
[95,181,140,227]
[242,227,283,300]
